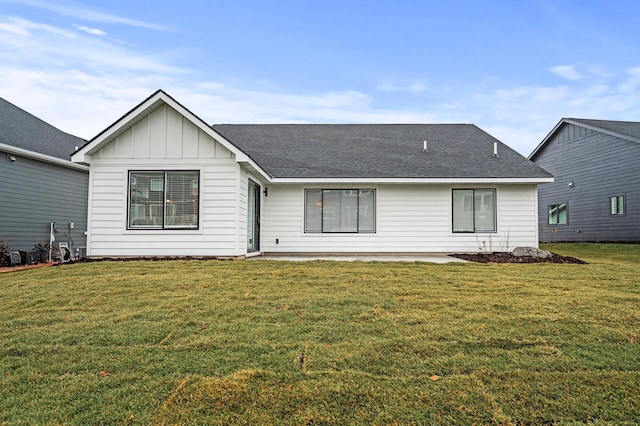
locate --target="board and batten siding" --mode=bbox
[86,104,246,257]
[260,184,539,253]
[534,123,640,242]
[0,151,88,253]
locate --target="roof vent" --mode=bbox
[493,141,499,158]
[423,140,428,152]
[74,146,79,151]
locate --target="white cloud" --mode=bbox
[618,67,640,93]
[377,81,427,93]
[2,14,640,158]
[74,24,107,36]
[0,20,29,36]
[550,65,583,81]
[495,87,529,100]
[5,0,171,31]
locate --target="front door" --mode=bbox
[247,180,260,252]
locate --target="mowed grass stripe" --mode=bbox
[0,243,638,424]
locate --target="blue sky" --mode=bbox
[1,0,640,154]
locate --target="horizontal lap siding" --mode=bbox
[260,184,539,253]
[87,103,243,257]
[88,161,241,257]
[534,125,640,242]
[0,153,88,252]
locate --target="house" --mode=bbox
[0,97,89,257]
[529,118,640,242]
[71,90,553,258]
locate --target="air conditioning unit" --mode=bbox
[9,251,21,266]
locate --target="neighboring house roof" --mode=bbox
[0,97,86,159]
[0,97,88,170]
[529,118,640,160]
[213,123,552,180]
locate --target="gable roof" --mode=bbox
[529,118,640,160]
[0,97,87,170]
[212,123,552,181]
[71,90,265,176]
[71,89,552,183]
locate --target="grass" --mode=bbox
[1,243,639,425]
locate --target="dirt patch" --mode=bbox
[0,261,57,273]
[449,252,587,264]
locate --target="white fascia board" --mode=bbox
[149,94,272,181]
[269,177,555,184]
[1,142,89,171]
[70,91,272,181]
[71,94,168,163]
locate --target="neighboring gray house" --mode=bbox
[71,90,553,258]
[529,118,640,242]
[0,97,89,256]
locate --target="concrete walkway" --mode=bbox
[251,254,467,263]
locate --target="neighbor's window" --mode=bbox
[610,195,625,216]
[548,202,567,225]
[129,171,199,229]
[305,189,375,233]
[452,189,496,232]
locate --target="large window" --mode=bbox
[452,189,496,233]
[305,189,375,233]
[128,171,199,229]
[610,195,625,216]
[548,202,567,225]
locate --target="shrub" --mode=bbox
[33,241,51,264]
[0,240,9,266]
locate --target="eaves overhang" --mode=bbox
[1,142,89,171]
[265,176,554,184]
[529,117,640,161]
[69,90,272,181]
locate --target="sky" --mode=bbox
[1,0,640,155]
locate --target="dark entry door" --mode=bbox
[247,180,260,252]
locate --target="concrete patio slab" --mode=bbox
[250,254,467,263]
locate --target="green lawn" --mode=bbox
[1,243,639,425]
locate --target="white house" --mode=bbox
[71,90,553,258]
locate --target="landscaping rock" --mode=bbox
[511,247,552,258]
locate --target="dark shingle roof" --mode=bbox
[568,118,640,141]
[0,97,85,160]
[212,124,552,179]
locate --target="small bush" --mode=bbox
[33,241,51,264]
[0,239,10,266]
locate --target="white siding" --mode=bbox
[84,102,540,256]
[86,104,245,257]
[260,184,540,253]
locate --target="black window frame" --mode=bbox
[610,194,626,217]
[452,188,497,233]
[304,188,376,233]
[127,170,200,230]
[548,202,568,225]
